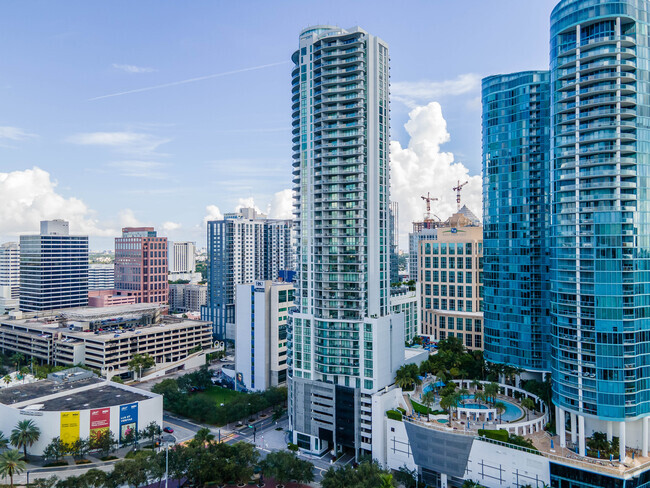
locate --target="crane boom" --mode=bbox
[452,180,469,211]
[420,192,439,221]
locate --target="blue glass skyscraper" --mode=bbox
[482,71,551,374]
[550,0,650,458]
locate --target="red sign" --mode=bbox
[90,408,110,438]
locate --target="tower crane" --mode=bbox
[453,180,468,211]
[421,192,439,222]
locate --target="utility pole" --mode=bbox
[165,441,169,488]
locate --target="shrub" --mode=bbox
[386,410,403,421]
[287,442,299,452]
[478,429,509,443]
[44,460,68,467]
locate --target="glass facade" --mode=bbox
[550,0,650,420]
[482,71,551,372]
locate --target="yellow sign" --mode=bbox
[60,411,80,444]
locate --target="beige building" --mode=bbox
[419,207,484,351]
[0,305,212,377]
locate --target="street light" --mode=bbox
[164,441,170,488]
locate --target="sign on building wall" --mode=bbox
[119,403,138,442]
[90,408,110,441]
[60,411,80,444]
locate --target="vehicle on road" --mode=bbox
[163,427,174,433]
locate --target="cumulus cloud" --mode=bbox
[162,221,181,232]
[268,189,293,219]
[67,131,170,157]
[116,208,143,228]
[390,102,482,249]
[112,63,156,74]
[0,167,115,238]
[235,197,264,215]
[392,74,481,108]
[203,205,224,225]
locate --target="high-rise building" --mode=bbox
[88,263,115,290]
[114,227,168,305]
[549,0,650,458]
[0,243,20,300]
[168,241,196,274]
[201,208,293,340]
[389,201,399,285]
[390,283,420,344]
[169,283,207,313]
[419,208,484,351]
[481,71,552,374]
[19,220,88,312]
[235,280,294,391]
[289,26,406,456]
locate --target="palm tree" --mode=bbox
[473,391,487,405]
[0,432,9,451]
[440,392,461,424]
[495,402,507,423]
[470,379,482,391]
[485,382,499,405]
[10,420,40,460]
[421,391,436,421]
[2,376,10,387]
[193,427,215,446]
[0,449,26,488]
[521,398,535,421]
[378,473,395,488]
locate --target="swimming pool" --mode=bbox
[421,387,523,422]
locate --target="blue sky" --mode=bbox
[0,0,558,250]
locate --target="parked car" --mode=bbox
[163,427,174,433]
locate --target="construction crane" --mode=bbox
[453,180,468,211]
[421,192,439,221]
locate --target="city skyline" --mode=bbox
[0,0,557,250]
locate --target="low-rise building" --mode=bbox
[235,280,293,391]
[0,305,212,377]
[88,290,137,307]
[169,284,207,313]
[0,368,162,455]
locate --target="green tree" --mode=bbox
[421,390,436,419]
[521,398,536,421]
[112,456,150,488]
[9,353,23,372]
[394,466,418,488]
[31,477,59,488]
[484,382,500,405]
[2,375,10,387]
[91,430,117,458]
[127,353,156,379]
[231,441,259,484]
[260,450,296,485]
[191,427,215,447]
[462,481,486,488]
[0,431,9,450]
[379,473,396,487]
[10,419,40,460]
[495,401,507,423]
[42,436,68,462]
[69,437,90,460]
[0,449,25,488]
[140,421,162,449]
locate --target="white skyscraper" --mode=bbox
[289,26,404,457]
[168,241,196,274]
[0,243,20,300]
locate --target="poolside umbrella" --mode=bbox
[434,380,445,388]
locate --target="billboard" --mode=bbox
[60,411,80,444]
[119,403,138,442]
[90,408,110,441]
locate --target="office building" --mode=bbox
[289,26,407,456]
[235,280,293,391]
[549,0,650,459]
[201,208,292,340]
[169,283,207,313]
[482,71,551,373]
[114,227,168,305]
[419,209,484,351]
[408,226,438,282]
[0,243,19,300]
[88,264,114,290]
[19,220,88,312]
[169,241,196,274]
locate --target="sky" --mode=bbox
[0,0,559,250]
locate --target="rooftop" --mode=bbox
[0,377,104,406]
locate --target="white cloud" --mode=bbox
[117,208,143,228]
[0,167,115,238]
[67,131,170,157]
[392,74,481,108]
[107,160,168,179]
[162,221,181,232]
[112,63,156,74]
[203,205,224,225]
[268,189,293,220]
[235,197,264,215]
[0,126,36,146]
[390,102,482,249]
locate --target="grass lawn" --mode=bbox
[197,386,243,405]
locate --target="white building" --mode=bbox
[88,264,114,290]
[169,283,207,313]
[235,280,293,391]
[390,284,420,343]
[289,26,406,457]
[0,243,19,300]
[0,368,162,455]
[169,241,196,274]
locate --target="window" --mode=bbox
[466,334,472,348]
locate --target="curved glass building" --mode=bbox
[482,71,551,374]
[550,0,650,457]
